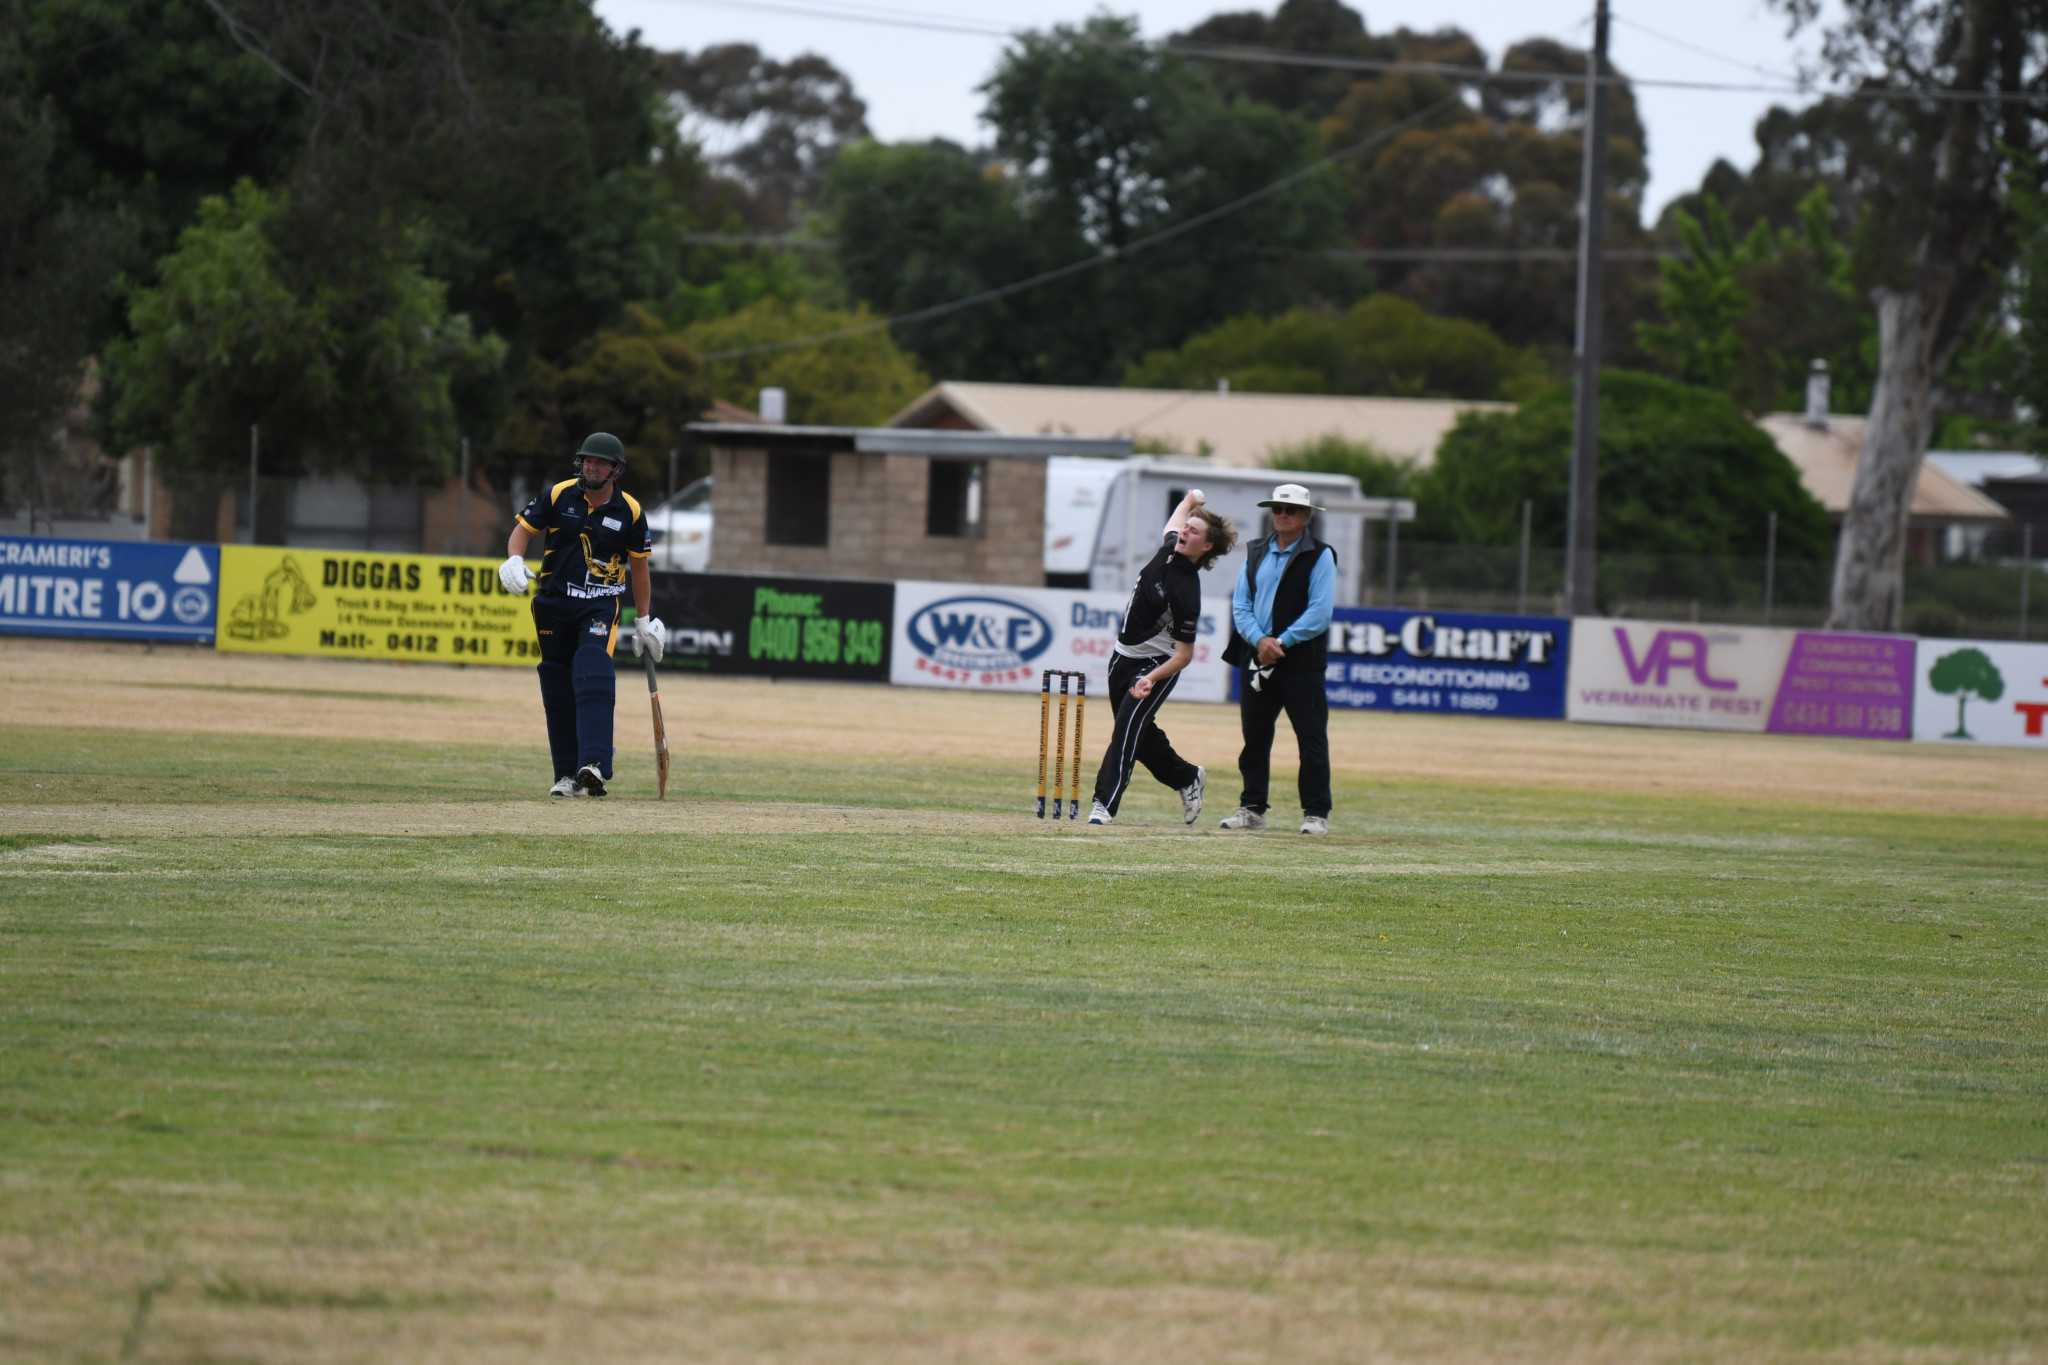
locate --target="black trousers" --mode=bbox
[1237,665,1331,817]
[1091,653,1200,816]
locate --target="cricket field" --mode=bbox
[1,637,2043,1362]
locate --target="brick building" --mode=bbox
[689,422,1130,586]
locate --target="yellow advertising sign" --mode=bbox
[216,545,540,665]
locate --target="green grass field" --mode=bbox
[2,718,2045,1362]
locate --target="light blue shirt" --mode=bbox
[1232,533,1335,649]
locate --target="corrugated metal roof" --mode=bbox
[1757,415,2010,523]
[887,381,1505,469]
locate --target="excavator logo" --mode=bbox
[227,555,317,640]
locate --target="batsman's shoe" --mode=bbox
[1300,814,1329,835]
[1218,807,1266,830]
[549,776,583,799]
[574,764,608,797]
[1179,766,1206,825]
[1088,800,1112,825]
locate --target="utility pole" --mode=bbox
[1564,0,1610,618]
[248,425,261,545]
[1517,498,1532,616]
[458,436,471,556]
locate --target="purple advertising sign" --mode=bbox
[1765,632,1915,739]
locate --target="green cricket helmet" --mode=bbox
[574,432,627,489]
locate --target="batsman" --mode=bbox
[497,433,668,797]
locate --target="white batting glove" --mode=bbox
[498,555,530,596]
[634,616,667,663]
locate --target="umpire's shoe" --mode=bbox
[574,764,608,797]
[1218,806,1266,830]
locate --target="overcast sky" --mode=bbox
[594,0,1836,218]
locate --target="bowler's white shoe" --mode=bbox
[549,776,582,798]
[1218,807,1266,830]
[1300,814,1329,835]
[574,764,608,797]
[1088,800,1112,825]
[1179,767,1206,825]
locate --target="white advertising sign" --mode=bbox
[890,580,1232,703]
[1911,638,2048,748]
[1566,617,1795,732]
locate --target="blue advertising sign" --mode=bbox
[0,537,220,643]
[1322,608,1571,719]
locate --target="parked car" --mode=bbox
[645,476,712,572]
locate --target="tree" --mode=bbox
[681,299,929,426]
[0,0,122,473]
[656,43,868,231]
[1265,433,1416,497]
[1419,370,1833,561]
[1173,0,1396,120]
[1926,646,2004,739]
[1772,0,2048,630]
[826,14,1351,385]
[499,305,706,494]
[1638,186,1866,414]
[1124,294,1542,400]
[102,181,504,483]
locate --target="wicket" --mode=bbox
[1036,669,1087,820]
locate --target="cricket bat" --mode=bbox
[639,638,669,798]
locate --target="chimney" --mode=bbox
[759,386,788,424]
[1804,359,1830,428]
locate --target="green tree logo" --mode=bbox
[1928,648,2005,740]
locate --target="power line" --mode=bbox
[632,0,2048,104]
[698,94,1464,362]
[1608,13,1804,85]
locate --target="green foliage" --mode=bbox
[102,181,505,482]
[0,0,122,465]
[1419,370,1834,559]
[1264,433,1417,498]
[681,298,929,426]
[2001,157,2048,452]
[1125,294,1542,400]
[1927,646,2005,739]
[826,16,1351,385]
[1637,200,1752,389]
[500,304,706,493]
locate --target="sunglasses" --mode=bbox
[1270,505,1309,515]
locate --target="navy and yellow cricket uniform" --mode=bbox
[516,479,652,783]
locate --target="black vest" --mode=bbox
[1227,533,1334,673]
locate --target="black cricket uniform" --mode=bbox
[1091,530,1204,816]
[516,478,651,781]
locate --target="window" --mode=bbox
[926,459,985,538]
[766,452,830,546]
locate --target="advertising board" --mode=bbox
[1321,608,1571,718]
[1911,638,2048,748]
[0,536,218,643]
[215,545,537,665]
[646,572,892,681]
[889,579,1232,702]
[1765,632,1915,740]
[1566,617,1793,731]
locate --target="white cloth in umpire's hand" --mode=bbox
[634,616,667,663]
[498,555,530,596]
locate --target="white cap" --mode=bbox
[1258,483,1320,511]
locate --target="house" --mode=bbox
[686,421,1131,586]
[887,381,1504,469]
[1758,414,2010,563]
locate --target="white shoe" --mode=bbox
[549,776,582,798]
[1300,815,1329,835]
[1179,766,1206,825]
[574,764,608,797]
[1088,800,1111,825]
[1218,807,1266,830]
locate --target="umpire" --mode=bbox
[497,433,668,798]
[1219,483,1335,835]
